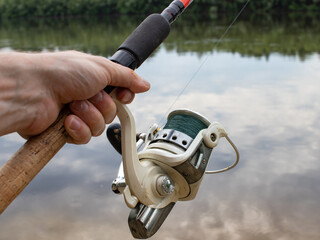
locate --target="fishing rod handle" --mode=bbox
[0,106,70,214]
[0,86,118,214]
[109,13,170,69]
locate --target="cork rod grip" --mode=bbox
[0,107,70,214]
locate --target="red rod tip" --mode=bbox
[180,0,193,8]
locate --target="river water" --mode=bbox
[0,11,320,240]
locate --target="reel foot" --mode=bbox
[128,203,175,239]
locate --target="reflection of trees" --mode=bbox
[0,16,144,57]
[0,13,319,60]
[165,12,320,60]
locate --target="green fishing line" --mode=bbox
[164,114,208,139]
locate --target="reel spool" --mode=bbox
[107,103,239,239]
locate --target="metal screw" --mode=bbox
[156,175,175,196]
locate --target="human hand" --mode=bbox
[0,51,150,144]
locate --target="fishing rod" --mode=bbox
[0,0,242,238]
[0,0,194,216]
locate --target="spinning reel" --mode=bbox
[107,100,239,239]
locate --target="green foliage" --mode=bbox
[115,0,169,14]
[0,0,117,18]
[0,0,319,19]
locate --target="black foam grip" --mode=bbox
[117,14,170,68]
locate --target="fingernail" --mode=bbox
[131,70,150,89]
[121,91,134,103]
[142,79,150,89]
[96,126,106,136]
[72,100,89,112]
[69,117,81,131]
[90,91,103,104]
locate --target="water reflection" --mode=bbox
[0,12,319,58]
[0,13,320,240]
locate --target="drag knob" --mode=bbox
[107,123,122,154]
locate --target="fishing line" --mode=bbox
[158,0,250,126]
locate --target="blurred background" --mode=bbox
[0,1,320,239]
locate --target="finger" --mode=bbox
[88,91,117,124]
[64,115,92,144]
[116,88,135,104]
[69,100,106,136]
[18,132,30,140]
[96,59,151,93]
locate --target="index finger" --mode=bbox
[98,58,151,93]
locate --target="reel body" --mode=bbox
[107,100,238,239]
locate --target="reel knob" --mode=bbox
[156,175,175,196]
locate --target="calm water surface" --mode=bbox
[0,12,320,240]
